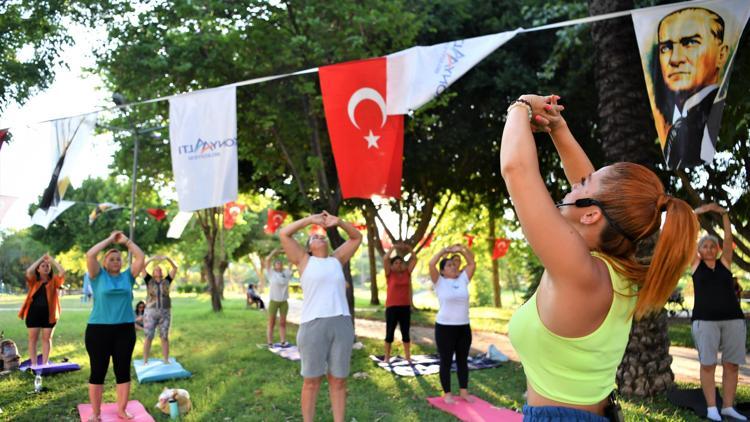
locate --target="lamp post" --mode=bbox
[112,93,140,246]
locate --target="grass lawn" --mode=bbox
[0,293,746,421]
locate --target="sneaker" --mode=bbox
[280,341,290,348]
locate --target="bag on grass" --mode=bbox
[0,331,20,371]
[156,387,192,416]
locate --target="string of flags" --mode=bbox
[5,0,747,232]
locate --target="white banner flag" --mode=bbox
[167,211,194,239]
[169,86,238,212]
[386,29,520,115]
[31,200,75,229]
[0,195,17,224]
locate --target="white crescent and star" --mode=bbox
[348,87,387,149]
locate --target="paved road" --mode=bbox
[284,299,750,384]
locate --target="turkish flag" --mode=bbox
[353,223,368,231]
[265,209,288,234]
[224,201,247,230]
[464,234,475,248]
[319,58,404,199]
[492,238,511,260]
[146,208,167,221]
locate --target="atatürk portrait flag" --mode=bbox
[632,0,750,170]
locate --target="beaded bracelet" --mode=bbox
[507,99,532,121]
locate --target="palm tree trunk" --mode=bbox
[588,0,672,397]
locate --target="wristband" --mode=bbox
[507,99,532,121]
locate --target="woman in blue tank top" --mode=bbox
[84,230,145,421]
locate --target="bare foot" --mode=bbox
[383,355,390,363]
[87,414,101,422]
[163,359,170,364]
[117,410,134,419]
[443,394,456,404]
[460,393,475,403]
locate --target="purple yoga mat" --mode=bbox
[19,354,81,375]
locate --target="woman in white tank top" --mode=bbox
[279,211,362,422]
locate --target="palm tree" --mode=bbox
[588,0,674,397]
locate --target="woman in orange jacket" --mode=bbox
[18,253,65,368]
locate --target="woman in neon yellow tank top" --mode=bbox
[501,95,699,421]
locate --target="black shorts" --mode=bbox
[25,306,56,329]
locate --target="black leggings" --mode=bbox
[434,323,472,394]
[85,323,136,384]
[385,306,411,343]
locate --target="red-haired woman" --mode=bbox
[502,95,698,421]
[19,253,65,368]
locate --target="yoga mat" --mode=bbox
[268,343,301,361]
[77,400,154,422]
[369,354,503,377]
[133,358,191,383]
[427,395,522,421]
[666,387,750,419]
[19,354,81,375]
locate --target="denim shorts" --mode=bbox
[522,405,609,421]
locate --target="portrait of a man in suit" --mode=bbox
[652,7,729,169]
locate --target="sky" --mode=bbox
[0,25,117,231]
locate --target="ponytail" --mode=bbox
[634,197,698,318]
[596,163,699,319]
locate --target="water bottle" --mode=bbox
[168,399,179,419]
[34,374,42,392]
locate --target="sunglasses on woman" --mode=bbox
[556,198,635,242]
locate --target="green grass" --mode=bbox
[0,294,746,421]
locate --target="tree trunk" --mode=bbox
[197,208,224,312]
[248,253,267,293]
[589,0,672,397]
[367,220,380,305]
[489,208,502,308]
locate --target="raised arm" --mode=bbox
[86,232,118,279]
[48,255,66,281]
[501,95,599,287]
[383,245,397,276]
[112,233,145,277]
[279,214,322,268]
[403,243,418,273]
[428,247,451,283]
[25,255,47,279]
[264,248,280,273]
[454,244,475,280]
[163,255,179,279]
[141,256,157,278]
[327,213,363,265]
[534,95,595,186]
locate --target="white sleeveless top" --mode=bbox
[299,256,350,323]
[267,269,292,302]
[435,270,471,325]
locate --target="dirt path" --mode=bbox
[284,299,750,384]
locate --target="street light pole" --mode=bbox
[113,93,139,260]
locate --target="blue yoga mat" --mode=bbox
[133,358,191,383]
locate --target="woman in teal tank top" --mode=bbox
[85,231,145,422]
[501,95,699,420]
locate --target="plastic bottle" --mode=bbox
[34,374,42,392]
[169,399,179,419]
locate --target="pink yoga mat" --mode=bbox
[427,395,522,422]
[77,400,154,422]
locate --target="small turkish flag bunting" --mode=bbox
[492,238,511,260]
